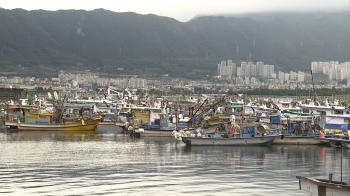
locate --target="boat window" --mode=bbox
[28,109,37,113]
[139,110,148,114]
[235,108,243,112]
[105,113,114,118]
[38,115,48,119]
[153,109,161,113]
[267,110,275,115]
[302,109,310,113]
[282,103,289,108]
[332,110,343,115]
[344,119,350,123]
[12,108,21,112]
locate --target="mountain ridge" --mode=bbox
[0,9,349,79]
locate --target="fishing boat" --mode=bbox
[316,137,350,148]
[130,109,199,137]
[178,125,277,146]
[273,134,322,145]
[98,112,118,126]
[265,114,325,145]
[299,103,350,136]
[181,134,277,146]
[4,103,101,133]
[128,105,220,137]
[114,102,150,124]
[296,176,350,196]
[296,138,350,196]
[209,102,245,124]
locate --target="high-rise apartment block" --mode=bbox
[311,61,350,81]
[218,60,274,79]
[217,60,236,78]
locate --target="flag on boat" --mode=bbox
[48,92,52,99]
[54,91,58,100]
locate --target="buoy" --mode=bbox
[319,147,325,160]
[214,127,220,135]
[319,132,325,143]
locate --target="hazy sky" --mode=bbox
[1,0,349,22]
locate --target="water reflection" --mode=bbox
[3,130,101,142]
[0,132,349,196]
[0,125,123,142]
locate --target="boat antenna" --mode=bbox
[310,70,318,106]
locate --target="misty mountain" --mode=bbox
[0,8,349,79]
[193,12,344,21]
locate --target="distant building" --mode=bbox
[239,61,274,78]
[241,62,251,77]
[311,61,350,81]
[296,72,305,83]
[290,71,296,80]
[237,67,242,77]
[193,87,219,94]
[236,77,243,85]
[284,73,290,82]
[217,60,236,79]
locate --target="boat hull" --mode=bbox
[272,135,322,145]
[182,135,276,146]
[296,176,350,196]
[136,129,175,137]
[5,119,100,132]
[134,125,218,137]
[97,122,117,126]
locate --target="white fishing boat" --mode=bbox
[181,134,277,146]
[175,123,276,146]
[317,137,350,148]
[131,112,218,137]
[274,100,302,113]
[299,103,350,136]
[296,137,350,196]
[128,103,220,137]
[134,126,176,137]
[126,106,176,137]
[296,175,350,196]
[272,135,321,145]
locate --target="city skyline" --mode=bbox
[217,60,306,84]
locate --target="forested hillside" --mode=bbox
[0,8,349,79]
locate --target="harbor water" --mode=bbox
[0,126,349,196]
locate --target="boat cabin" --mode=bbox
[6,104,53,124]
[217,103,244,115]
[300,104,350,135]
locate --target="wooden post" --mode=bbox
[175,103,178,131]
[341,146,343,183]
[310,70,318,105]
[328,173,333,183]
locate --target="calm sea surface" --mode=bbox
[0,126,349,196]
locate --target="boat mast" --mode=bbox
[310,70,318,106]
